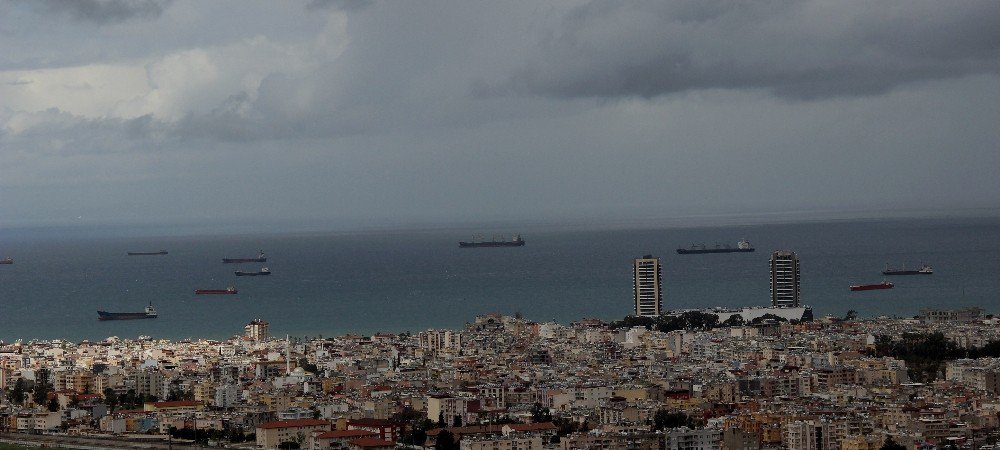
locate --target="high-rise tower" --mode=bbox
[770,250,801,307]
[244,319,269,341]
[633,255,662,317]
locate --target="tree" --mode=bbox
[530,403,552,423]
[33,369,52,406]
[393,408,436,446]
[553,417,579,437]
[875,332,964,382]
[880,437,906,450]
[103,388,119,411]
[402,419,435,447]
[47,397,60,412]
[435,430,459,450]
[844,310,858,321]
[609,315,656,330]
[653,410,693,430]
[167,386,184,401]
[721,314,745,327]
[678,311,720,330]
[9,378,26,405]
[298,358,318,374]
[750,313,788,325]
[226,428,245,443]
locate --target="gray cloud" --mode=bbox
[307,0,374,13]
[0,109,162,158]
[491,0,1000,100]
[1,1,999,229]
[33,0,172,25]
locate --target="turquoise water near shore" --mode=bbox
[1,216,998,341]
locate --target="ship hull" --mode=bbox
[195,289,237,295]
[850,283,894,291]
[235,272,270,276]
[459,241,525,248]
[222,258,266,263]
[128,251,167,256]
[676,248,755,254]
[0,260,12,265]
[97,311,157,320]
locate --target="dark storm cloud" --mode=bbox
[3,1,999,228]
[492,0,1000,100]
[33,0,172,25]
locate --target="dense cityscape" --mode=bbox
[1,251,999,450]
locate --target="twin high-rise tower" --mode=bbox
[632,249,800,317]
[633,255,662,317]
[769,250,801,307]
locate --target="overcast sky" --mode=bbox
[1,0,999,231]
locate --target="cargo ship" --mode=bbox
[850,281,894,291]
[97,304,157,320]
[0,257,12,265]
[195,287,238,295]
[235,268,270,276]
[222,251,266,263]
[459,234,525,248]
[882,263,933,275]
[676,239,755,254]
[127,250,168,256]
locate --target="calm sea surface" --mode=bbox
[1,217,999,341]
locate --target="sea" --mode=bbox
[1,215,999,342]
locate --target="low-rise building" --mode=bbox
[257,418,332,449]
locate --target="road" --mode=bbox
[0,432,209,450]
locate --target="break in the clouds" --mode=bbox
[0,0,998,229]
[495,0,1000,100]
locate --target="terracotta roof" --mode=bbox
[348,418,397,428]
[149,400,201,408]
[507,422,557,432]
[426,425,505,436]
[349,437,397,447]
[258,419,331,430]
[318,430,377,439]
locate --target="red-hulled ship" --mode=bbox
[195,287,238,295]
[850,281,894,292]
